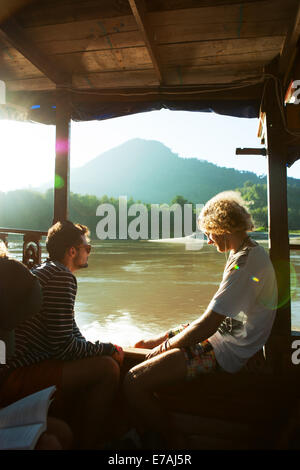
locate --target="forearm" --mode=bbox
[168,311,225,349]
[55,335,115,360]
[168,322,207,349]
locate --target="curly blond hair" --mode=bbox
[0,240,8,258]
[198,191,254,235]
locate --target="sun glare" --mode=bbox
[0,120,55,192]
[0,110,300,194]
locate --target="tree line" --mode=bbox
[0,182,299,239]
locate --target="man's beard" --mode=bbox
[78,262,88,269]
[74,255,89,270]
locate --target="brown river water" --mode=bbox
[9,238,300,347]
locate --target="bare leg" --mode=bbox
[60,356,120,449]
[35,433,62,450]
[35,417,73,450]
[123,348,187,448]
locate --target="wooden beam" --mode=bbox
[53,89,71,224]
[279,2,300,81]
[7,82,262,106]
[262,73,292,373]
[5,83,262,127]
[0,17,71,85]
[128,0,163,85]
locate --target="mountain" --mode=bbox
[39,138,299,203]
[69,138,269,204]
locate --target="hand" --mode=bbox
[145,339,170,360]
[112,345,124,366]
[134,332,169,349]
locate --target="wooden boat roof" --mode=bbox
[0,0,300,140]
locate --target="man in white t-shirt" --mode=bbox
[206,236,277,373]
[123,191,278,447]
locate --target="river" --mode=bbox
[8,238,300,347]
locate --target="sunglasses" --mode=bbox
[204,232,213,242]
[76,244,91,254]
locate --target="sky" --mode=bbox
[1,108,300,192]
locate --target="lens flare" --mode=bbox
[54,174,65,189]
[55,139,69,153]
[271,260,298,309]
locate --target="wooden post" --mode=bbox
[53,89,71,224]
[263,74,291,372]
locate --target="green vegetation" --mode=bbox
[1,139,300,237]
[0,181,299,238]
[237,181,300,230]
[0,190,198,239]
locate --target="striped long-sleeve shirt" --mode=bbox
[7,261,115,370]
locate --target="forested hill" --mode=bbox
[1,138,299,234]
[68,138,300,203]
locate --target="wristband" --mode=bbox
[99,342,116,356]
[160,339,171,353]
[167,323,189,339]
[112,344,122,354]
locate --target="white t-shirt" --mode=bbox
[208,240,278,373]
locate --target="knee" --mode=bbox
[99,356,120,385]
[86,355,120,391]
[46,417,73,450]
[122,368,140,398]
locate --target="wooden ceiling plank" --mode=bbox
[24,15,138,41]
[74,68,159,88]
[16,0,132,28]
[151,19,289,45]
[0,44,46,81]
[8,1,291,56]
[20,14,141,56]
[148,0,296,27]
[163,65,263,86]
[29,30,142,56]
[52,46,152,74]
[161,49,280,68]
[128,0,163,84]
[72,68,263,88]
[15,0,294,29]
[1,61,266,92]
[5,76,55,91]
[146,0,284,12]
[0,17,71,84]
[0,45,275,83]
[19,17,288,56]
[53,44,279,74]
[279,2,300,79]
[157,36,284,64]
[0,34,282,81]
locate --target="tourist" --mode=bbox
[123,191,278,448]
[0,240,73,450]
[1,222,124,449]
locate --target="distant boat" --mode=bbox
[148,232,204,246]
